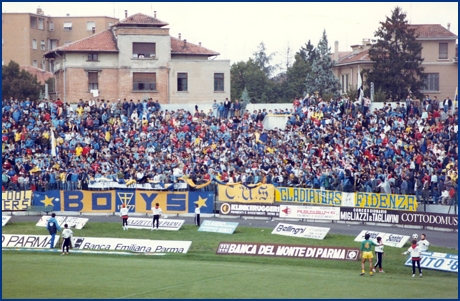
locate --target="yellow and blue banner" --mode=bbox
[2,190,32,211]
[275,187,342,206]
[32,190,61,211]
[218,184,275,203]
[355,192,417,212]
[32,190,216,214]
[188,191,214,213]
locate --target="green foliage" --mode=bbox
[373,87,388,102]
[346,85,358,101]
[2,222,458,299]
[364,6,426,101]
[230,59,274,103]
[305,30,341,98]
[45,77,55,93]
[252,42,277,78]
[283,52,312,101]
[2,60,44,100]
[240,87,251,110]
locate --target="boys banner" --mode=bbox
[218,184,274,203]
[32,190,214,214]
[2,190,32,211]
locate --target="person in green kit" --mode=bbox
[360,233,381,276]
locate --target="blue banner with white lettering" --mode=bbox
[404,252,458,273]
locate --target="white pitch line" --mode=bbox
[116,267,270,299]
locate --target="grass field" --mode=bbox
[2,222,458,299]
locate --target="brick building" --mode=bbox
[332,24,458,98]
[2,7,118,71]
[43,12,230,104]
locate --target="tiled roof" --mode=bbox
[409,24,458,39]
[336,49,371,65]
[115,13,168,27]
[44,30,118,55]
[20,66,53,84]
[331,51,353,62]
[171,37,220,56]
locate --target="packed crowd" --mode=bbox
[1,93,458,205]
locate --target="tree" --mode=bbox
[230,59,274,103]
[240,87,251,111]
[364,6,426,101]
[252,42,278,78]
[283,52,312,100]
[2,60,43,100]
[304,30,341,98]
[300,40,317,65]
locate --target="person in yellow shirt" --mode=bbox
[59,170,67,190]
[14,131,21,142]
[75,144,83,157]
[76,105,84,116]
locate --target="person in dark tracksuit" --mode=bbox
[47,213,61,249]
[194,204,201,226]
[61,224,73,256]
[373,236,385,273]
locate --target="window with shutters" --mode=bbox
[32,39,37,50]
[214,73,224,91]
[49,21,54,31]
[133,73,156,91]
[341,74,349,93]
[87,53,98,61]
[422,73,439,92]
[63,21,72,31]
[439,43,448,59]
[86,21,96,31]
[132,42,156,58]
[38,18,44,30]
[49,39,58,50]
[41,40,45,50]
[177,73,188,92]
[30,16,37,29]
[88,72,98,90]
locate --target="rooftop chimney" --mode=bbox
[178,33,181,40]
[125,10,128,18]
[448,22,451,31]
[334,41,339,62]
[66,13,70,17]
[154,11,156,18]
[36,7,44,15]
[183,39,187,48]
[199,42,201,47]
[92,27,95,34]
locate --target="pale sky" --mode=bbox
[3,2,458,71]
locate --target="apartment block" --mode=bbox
[2,7,118,71]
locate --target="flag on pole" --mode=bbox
[357,66,363,103]
[50,129,57,157]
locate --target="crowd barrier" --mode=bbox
[2,188,457,230]
[0,186,422,213]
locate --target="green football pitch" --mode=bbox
[2,222,458,299]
